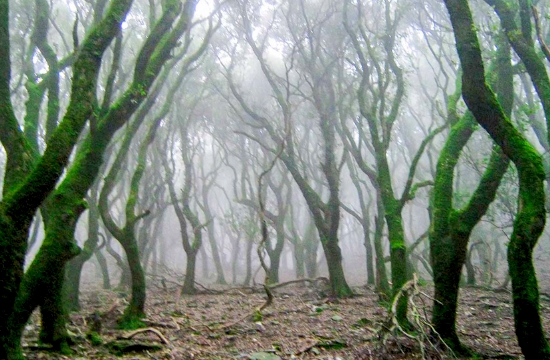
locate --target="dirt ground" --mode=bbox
[21,280,550,360]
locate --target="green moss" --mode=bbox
[117,315,146,330]
[86,332,103,346]
[252,310,263,322]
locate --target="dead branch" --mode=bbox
[376,274,455,359]
[267,277,330,290]
[120,327,170,345]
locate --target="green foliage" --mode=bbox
[252,309,263,322]
[315,339,347,350]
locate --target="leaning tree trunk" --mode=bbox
[443,0,550,357]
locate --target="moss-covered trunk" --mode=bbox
[431,32,512,353]
[6,194,85,357]
[0,1,134,356]
[444,0,550,357]
[118,232,146,327]
[374,202,390,296]
[363,225,375,286]
[267,248,281,284]
[431,230,470,352]
[265,220,285,284]
[384,202,409,325]
[64,256,86,311]
[65,189,101,311]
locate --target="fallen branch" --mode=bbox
[267,277,329,290]
[120,327,170,345]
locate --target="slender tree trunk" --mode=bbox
[374,212,389,297]
[65,190,101,311]
[363,225,375,286]
[202,202,226,284]
[95,249,111,289]
[465,245,477,286]
[243,238,253,286]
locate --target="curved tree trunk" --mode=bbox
[430,32,513,353]
[443,0,550,357]
[0,1,134,357]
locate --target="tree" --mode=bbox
[0,0,134,357]
[443,0,550,357]
[221,0,353,297]
[341,0,445,325]
[430,52,511,352]
[2,1,202,357]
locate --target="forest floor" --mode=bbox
[22,279,550,360]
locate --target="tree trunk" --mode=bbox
[465,245,476,286]
[243,238,253,286]
[385,204,410,327]
[363,225,375,286]
[304,220,319,279]
[118,233,146,328]
[182,250,198,295]
[320,233,353,297]
[443,0,550,356]
[202,202,226,284]
[293,239,306,279]
[65,191,101,311]
[374,213,390,297]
